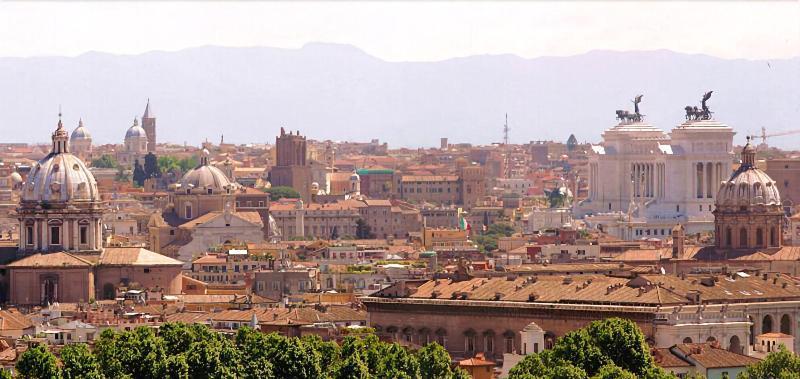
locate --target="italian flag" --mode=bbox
[459,217,470,232]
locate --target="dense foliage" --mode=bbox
[508,318,673,379]
[738,345,800,379]
[90,155,118,169]
[157,155,199,174]
[15,323,468,379]
[473,222,515,252]
[263,186,301,201]
[143,152,161,179]
[132,159,146,186]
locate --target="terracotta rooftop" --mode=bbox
[757,332,793,338]
[0,309,33,331]
[192,254,227,264]
[672,343,760,369]
[459,352,495,367]
[398,272,800,306]
[100,247,183,267]
[5,252,93,268]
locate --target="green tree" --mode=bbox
[739,345,800,379]
[133,159,146,186]
[417,343,455,379]
[474,222,515,252]
[0,369,12,379]
[91,154,118,169]
[355,218,374,239]
[178,156,199,172]
[185,336,243,378]
[584,318,653,376]
[270,337,322,378]
[144,152,161,179]
[164,354,189,379]
[591,364,637,379]
[61,343,101,379]
[335,351,370,379]
[95,329,126,378]
[549,329,609,376]
[157,156,181,174]
[263,186,301,201]
[98,326,167,379]
[16,343,61,379]
[509,318,659,379]
[450,368,472,379]
[376,343,420,379]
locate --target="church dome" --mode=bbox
[716,139,780,207]
[70,119,91,140]
[179,149,238,192]
[125,118,147,139]
[22,118,99,203]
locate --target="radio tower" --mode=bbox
[503,113,511,179]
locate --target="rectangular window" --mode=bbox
[50,226,60,245]
[80,226,88,245]
[26,226,33,245]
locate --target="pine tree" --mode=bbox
[133,159,146,186]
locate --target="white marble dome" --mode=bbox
[125,118,147,139]
[22,120,99,203]
[716,169,780,207]
[716,141,780,207]
[70,119,91,140]
[179,149,238,192]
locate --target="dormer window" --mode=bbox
[186,188,191,194]
[207,188,213,195]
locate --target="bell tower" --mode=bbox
[141,99,156,153]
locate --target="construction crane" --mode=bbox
[750,127,800,148]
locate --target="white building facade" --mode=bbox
[578,117,734,240]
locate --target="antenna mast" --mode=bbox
[503,114,511,179]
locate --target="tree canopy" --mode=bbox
[739,345,800,379]
[91,154,118,169]
[508,318,672,379]
[263,186,301,201]
[473,222,515,252]
[15,322,466,379]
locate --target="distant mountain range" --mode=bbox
[0,43,797,148]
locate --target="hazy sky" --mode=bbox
[0,2,797,61]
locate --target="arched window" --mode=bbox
[706,336,717,343]
[781,314,792,335]
[756,228,764,247]
[729,335,742,354]
[739,228,748,249]
[763,315,774,334]
[683,337,693,344]
[725,227,732,247]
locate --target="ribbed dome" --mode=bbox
[22,119,99,203]
[179,149,238,192]
[125,118,147,139]
[716,169,780,207]
[71,119,91,140]
[716,140,780,207]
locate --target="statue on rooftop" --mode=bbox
[684,91,714,121]
[615,94,644,124]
